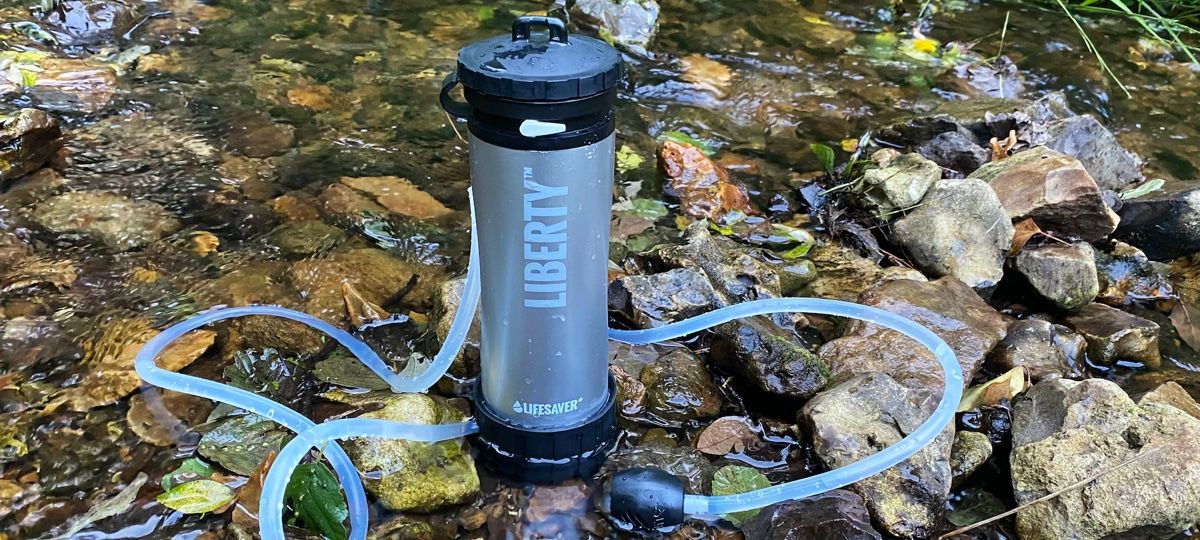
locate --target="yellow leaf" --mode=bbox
[958,366,1030,412]
[802,15,830,26]
[912,37,939,54]
[840,138,859,153]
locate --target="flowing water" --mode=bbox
[1,0,1199,538]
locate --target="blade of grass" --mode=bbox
[1056,0,1133,98]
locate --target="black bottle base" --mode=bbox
[471,377,618,484]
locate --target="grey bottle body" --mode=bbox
[470,133,615,430]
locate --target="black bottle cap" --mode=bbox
[456,16,621,103]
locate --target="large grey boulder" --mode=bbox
[571,0,659,57]
[1011,378,1200,540]
[892,179,1014,288]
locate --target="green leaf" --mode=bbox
[157,479,236,514]
[1119,178,1165,200]
[947,488,1006,527]
[313,349,390,390]
[810,143,836,173]
[161,458,216,491]
[660,131,714,155]
[199,413,291,475]
[629,198,668,220]
[616,144,644,174]
[476,6,495,21]
[286,462,349,540]
[711,465,771,526]
[779,243,812,259]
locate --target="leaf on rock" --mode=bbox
[313,350,391,390]
[286,462,349,540]
[157,479,236,515]
[957,366,1030,412]
[696,416,759,456]
[1009,217,1043,256]
[199,413,291,476]
[1171,301,1200,352]
[50,473,148,539]
[711,465,771,526]
[162,458,217,491]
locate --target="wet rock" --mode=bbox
[710,315,829,399]
[318,183,388,221]
[639,349,722,423]
[268,193,322,222]
[650,225,802,308]
[0,109,62,183]
[892,179,1013,288]
[678,54,732,98]
[609,268,720,328]
[968,146,1118,242]
[820,277,1008,392]
[950,431,993,488]
[800,243,925,301]
[917,131,988,176]
[225,112,295,158]
[288,248,443,327]
[746,5,855,52]
[340,176,453,220]
[32,191,180,251]
[1011,378,1200,540]
[1094,241,1173,306]
[801,373,954,538]
[988,319,1085,381]
[571,0,659,57]
[0,58,118,114]
[1114,182,1200,260]
[0,167,65,209]
[1033,114,1144,192]
[39,0,139,46]
[192,191,279,242]
[741,490,883,540]
[1138,381,1200,421]
[1014,242,1099,310]
[658,140,758,221]
[341,393,479,512]
[860,153,941,211]
[1062,303,1160,368]
[603,440,714,494]
[266,219,345,257]
[433,277,481,379]
[945,56,1026,100]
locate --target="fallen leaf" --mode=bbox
[50,473,148,539]
[988,129,1018,161]
[232,451,276,528]
[1171,301,1200,352]
[198,413,291,476]
[191,231,220,256]
[157,479,236,514]
[1009,218,1043,256]
[947,487,1006,527]
[616,144,645,174]
[313,350,391,390]
[958,366,1030,412]
[696,416,759,456]
[161,458,217,491]
[711,465,771,525]
[342,282,391,328]
[286,462,348,540]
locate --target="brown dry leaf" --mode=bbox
[1170,301,1200,352]
[191,231,220,256]
[342,282,391,328]
[988,129,1018,161]
[610,214,654,240]
[957,366,1030,412]
[658,140,759,222]
[127,389,215,447]
[1009,218,1043,256]
[696,416,759,456]
[609,364,646,416]
[53,324,216,412]
[525,480,589,523]
[232,451,276,528]
[339,176,453,220]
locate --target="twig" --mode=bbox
[938,445,1163,538]
[444,110,466,143]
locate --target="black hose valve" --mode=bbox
[608,468,686,531]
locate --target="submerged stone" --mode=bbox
[892,179,1013,288]
[988,318,1085,381]
[741,490,883,540]
[0,109,62,183]
[639,349,722,423]
[32,191,180,251]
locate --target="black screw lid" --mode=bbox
[456,16,621,102]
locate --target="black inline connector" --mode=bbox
[608,467,686,531]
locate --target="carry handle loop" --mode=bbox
[512,16,568,43]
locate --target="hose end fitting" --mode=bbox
[609,467,685,531]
